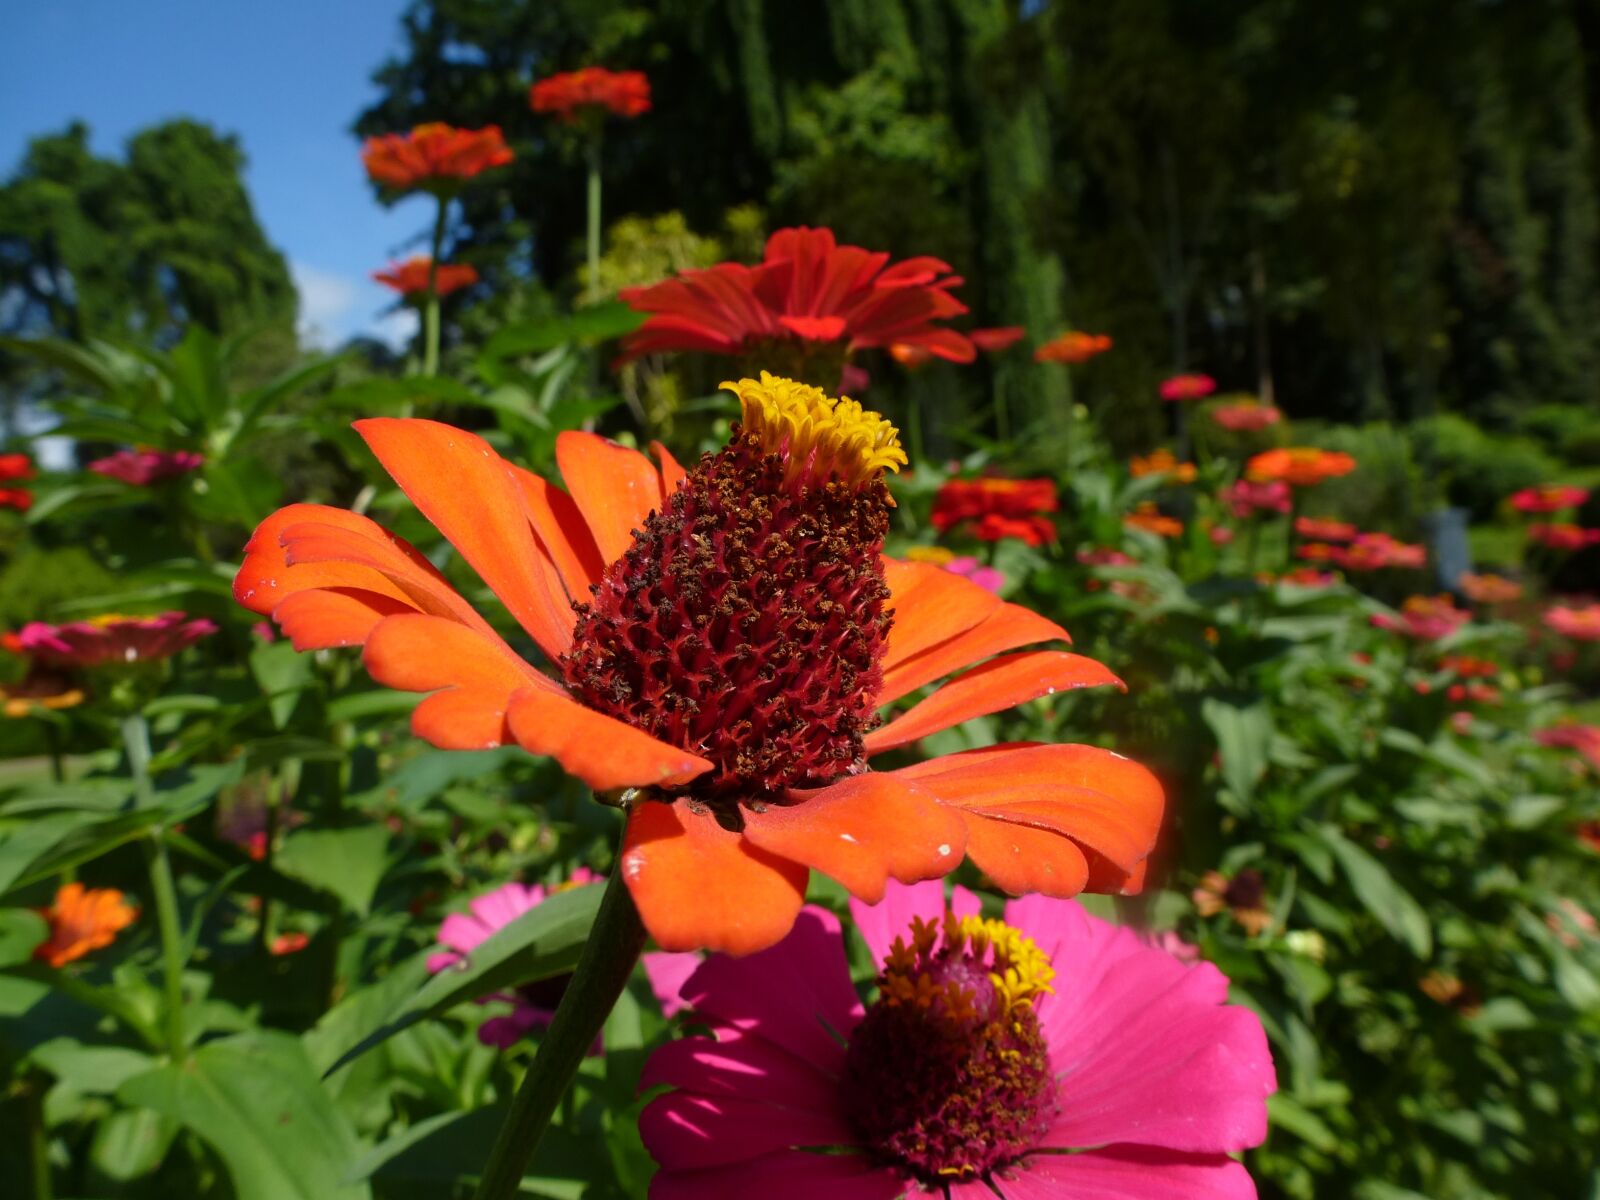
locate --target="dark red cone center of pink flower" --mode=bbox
[840,952,1057,1183]
[560,428,891,814]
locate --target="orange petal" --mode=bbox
[880,558,1002,671]
[960,813,1090,897]
[362,613,558,750]
[273,588,415,651]
[556,431,664,566]
[865,651,1124,754]
[652,440,688,502]
[621,800,809,955]
[896,742,1164,881]
[510,465,606,605]
[355,418,576,659]
[235,503,428,618]
[878,603,1070,703]
[740,774,966,902]
[505,689,712,792]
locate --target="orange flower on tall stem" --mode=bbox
[1246,447,1357,487]
[34,883,137,967]
[1033,331,1111,364]
[1458,572,1523,605]
[236,374,1162,957]
[530,68,651,121]
[361,123,513,193]
[374,256,479,300]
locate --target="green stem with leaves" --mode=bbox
[121,713,186,1065]
[471,868,646,1200]
[422,196,449,378]
[586,130,603,304]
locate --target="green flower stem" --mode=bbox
[422,196,448,378]
[25,1071,51,1200]
[471,868,646,1200]
[586,130,603,304]
[121,713,186,1065]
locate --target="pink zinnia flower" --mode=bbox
[1159,373,1217,402]
[1209,403,1282,432]
[430,872,694,1047]
[641,880,1275,1198]
[88,449,203,487]
[945,555,1005,594]
[1510,485,1590,514]
[1370,595,1470,641]
[1529,523,1600,551]
[18,612,216,668]
[1221,479,1292,518]
[1544,603,1600,641]
[1536,724,1600,773]
[1294,516,1357,543]
[1331,532,1425,571]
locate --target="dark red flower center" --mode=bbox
[840,911,1058,1184]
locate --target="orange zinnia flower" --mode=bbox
[1458,572,1522,605]
[362,123,514,192]
[1123,503,1184,538]
[34,883,137,967]
[1246,447,1357,488]
[530,67,652,122]
[1034,331,1112,364]
[235,375,1162,956]
[1128,449,1196,483]
[373,256,480,299]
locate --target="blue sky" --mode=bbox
[0,0,433,347]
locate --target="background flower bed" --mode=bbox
[2,3,1600,1199]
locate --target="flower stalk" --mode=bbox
[121,713,186,1065]
[585,130,603,304]
[422,196,449,378]
[471,866,646,1200]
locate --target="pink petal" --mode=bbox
[651,1148,904,1200]
[641,1026,841,1113]
[478,1004,543,1049]
[680,906,863,1071]
[639,1092,853,1170]
[643,950,704,1018]
[995,1147,1258,1200]
[468,881,540,931]
[848,879,949,965]
[435,912,492,957]
[425,950,463,974]
[951,884,982,920]
[1001,896,1275,1155]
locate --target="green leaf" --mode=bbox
[1315,825,1432,957]
[249,639,315,729]
[30,1037,155,1094]
[1266,1093,1339,1152]
[0,909,47,966]
[275,826,391,916]
[320,883,600,1076]
[118,1030,371,1200]
[1201,696,1272,805]
[481,302,644,361]
[1505,794,1565,829]
[303,952,433,1077]
[90,1107,179,1183]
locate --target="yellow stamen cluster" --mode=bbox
[721,372,907,488]
[904,545,957,566]
[880,910,1055,1026]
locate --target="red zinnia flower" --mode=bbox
[1510,484,1590,514]
[34,883,137,967]
[1209,402,1282,432]
[1034,331,1112,364]
[1537,725,1600,774]
[618,227,975,366]
[362,123,513,192]
[1221,479,1291,518]
[932,477,1059,547]
[1458,572,1523,605]
[88,448,203,486]
[1246,447,1357,487]
[968,325,1026,352]
[530,67,651,122]
[17,612,216,668]
[1330,532,1425,571]
[1545,603,1600,641]
[1159,373,1217,402]
[1528,522,1600,551]
[1371,595,1470,641]
[236,375,1163,955]
[373,256,480,299]
[1,452,35,511]
[1294,516,1357,543]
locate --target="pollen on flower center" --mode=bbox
[721,372,907,490]
[840,910,1059,1184]
[560,374,896,812]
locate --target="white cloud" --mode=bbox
[371,306,419,350]
[291,262,358,349]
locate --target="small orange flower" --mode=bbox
[373,256,480,299]
[34,883,137,967]
[236,374,1162,956]
[362,123,513,192]
[1123,503,1184,538]
[1128,449,1196,483]
[530,67,651,122]
[1034,331,1111,364]
[1246,447,1357,488]
[1192,869,1271,936]
[1458,572,1523,605]
[1419,970,1481,1016]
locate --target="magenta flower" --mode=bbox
[430,871,696,1047]
[1209,403,1282,432]
[641,880,1275,1199]
[1544,603,1600,642]
[88,449,203,486]
[1370,595,1470,641]
[18,612,216,668]
[1221,479,1291,518]
[945,555,1005,594]
[1159,373,1217,402]
[1510,485,1590,514]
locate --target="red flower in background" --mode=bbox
[362,123,513,192]
[18,612,216,668]
[1545,603,1600,641]
[1210,402,1282,432]
[932,477,1059,547]
[1295,516,1357,543]
[1034,331,1112,364]
[968,325,1026,352]
[1,452,35,511]
[1537,725,1600,775]
[1247,447,1357,487]
[1159,373,1217,402]
[1510,485,1590,514]
[1529,523,1600,551]
[530,68,651,121]
[374,256,480,299]
[88,449,203,486]
[1371,595,1470,641]
[1124,503,1184,538]
[1459,572,1523,605]
[1332,532,1425,571]
[618,227,974,365]
[1222,479,1291,518]
[34,884,137,967]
